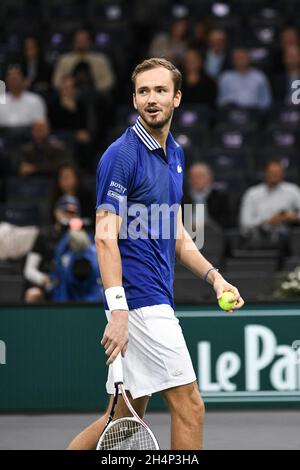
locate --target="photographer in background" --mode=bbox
[50,220,101,303]
[23,195,100,303]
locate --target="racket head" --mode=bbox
[96,417,160,450]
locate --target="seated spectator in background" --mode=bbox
[239,159,300,253]
[21,36,52,95]
[191,21,208,52]
[273,45,300,104]
[204,29,231,79]
[181,47,217,107]
[49,75,88,132]
[50,163,95,224]
[148,18,189,66]
[23,197,100,303]
[0,66,46,128]
[182,162,234,230]
[271,27,300,75]
[218,48,272,109]
[48,75,93,170]
[18,119,69,177]
[53,29,115,94]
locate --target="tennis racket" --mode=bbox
[96,353,160,450]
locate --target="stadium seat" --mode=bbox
[290,228,300,256]
[1,0,42,35]
[46,0,87,34]
[225,257,278,273]
[282,256,300,272]
[265,124,300,150]
[88,0,131,31]
[0,202,41,226]
[222,271,275,300]
[174,263,215,303]
[201,221,225,267]
[216,106,262,128]
[0,274,24,303]
[172,124,210,153]
[5,177,51,203]
[0,259,23,275]
[214,124,257,149]
[204,147,254,179]
[268,105,300,128]
[173,105,214,129]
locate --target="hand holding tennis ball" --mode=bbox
[218,291,238,311]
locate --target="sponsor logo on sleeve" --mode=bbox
[107,190,124,202]
[109,181,127,194]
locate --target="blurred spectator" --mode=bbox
[50,224,100,302]
[271,27,300,75]
[204,29,231,79]
[18,119,69,177]
[239,159,300,252]
[273,45,300,104]
[0,66,46,128]
[182,162,234,230]
[281,27,300,50]
[50,163,95,224]
[218,48,272,109]
[48,74,94,169]
[21,37,52,95]
[23,198,100,303]
[148,18,189,65]
[181,47,217,107]
[191,21,208,52]
[0,223,39,260]
[49,75,88,132]
[53,30,115,94]
[24,201,79,303]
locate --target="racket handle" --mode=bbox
[112,353,124,385]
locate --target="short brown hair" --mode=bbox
[131,58,182,94]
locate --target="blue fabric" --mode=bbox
[51,233,101,302]
[96,120,185,310]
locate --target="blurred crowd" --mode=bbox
[0,0,300,303]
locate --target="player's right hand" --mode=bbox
[101,310,129,365]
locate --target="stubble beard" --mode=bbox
[139,108,173,130]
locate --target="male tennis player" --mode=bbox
[68,58,244,450]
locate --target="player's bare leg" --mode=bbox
[162,381,205,450]
[67,393,149,450]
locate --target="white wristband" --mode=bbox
[105,286,129,312]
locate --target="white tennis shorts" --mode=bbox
[105,304,197,399]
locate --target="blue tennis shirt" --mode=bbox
[96,117,185,310]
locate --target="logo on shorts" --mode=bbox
[172,369,183,377]
[116,294,123,299]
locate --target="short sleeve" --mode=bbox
[96,144,136,218]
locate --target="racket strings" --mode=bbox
[99,419,157,450]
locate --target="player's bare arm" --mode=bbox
[95,210,128,364]
[175,207,245,310]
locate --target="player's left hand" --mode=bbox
[213,279,245,312]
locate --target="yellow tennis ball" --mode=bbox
[218,291,237,311]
